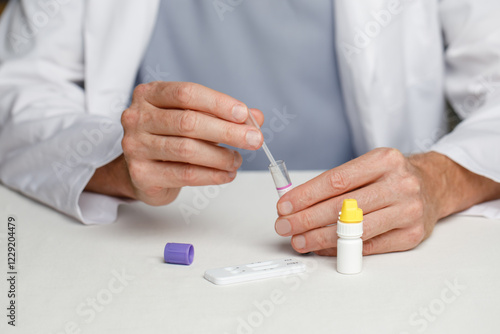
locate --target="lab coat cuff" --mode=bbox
[70,134,128,225]
[78,191,133,225]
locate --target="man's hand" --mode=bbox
[85,81,264,204]
[274,148,500,255]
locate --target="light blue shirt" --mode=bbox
[135,1,355,170]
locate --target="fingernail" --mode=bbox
[278,201,293,215]
[275,219,291,235]
[245,130,262,148]
[232,104,248,123]
[228,171,237,179]
[233,151,241,169]
[293,235,306,249]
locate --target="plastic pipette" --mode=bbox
[245,110,292,197]
[246,111,278,167]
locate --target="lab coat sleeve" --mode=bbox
[431,1,500,184]
[0,1,126,224]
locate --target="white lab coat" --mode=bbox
[0,0,499,224]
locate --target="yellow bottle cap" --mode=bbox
[339,199,363,223]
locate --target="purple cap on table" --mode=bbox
[164,243,194,265]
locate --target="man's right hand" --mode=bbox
[85,81,264,205]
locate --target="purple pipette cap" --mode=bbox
[164,243,194,265]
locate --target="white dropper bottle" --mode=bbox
[336,199,363,275]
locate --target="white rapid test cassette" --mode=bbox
[204,258,306,285]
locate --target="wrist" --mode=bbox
[85,155,136,199]
[409,151,500,218]
[409,152,455,218]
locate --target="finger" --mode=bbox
[362,226,425,255]
[142,135,242,172]
[361,206,415,241]
[277,148,405,215]
[249,108,264,127]
[289,225,338,254]
[314,248,336,257]
[313,226,425,256]
[142,109,263,150]
[287,207,421,254]
[291,223,425,255]
[275,182,393,236]
[128,160,237,190]
[141,81,251,123]
[283,207,405,253]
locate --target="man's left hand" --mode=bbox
[274,148,500,255]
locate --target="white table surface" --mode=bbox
[1,171,499,334]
